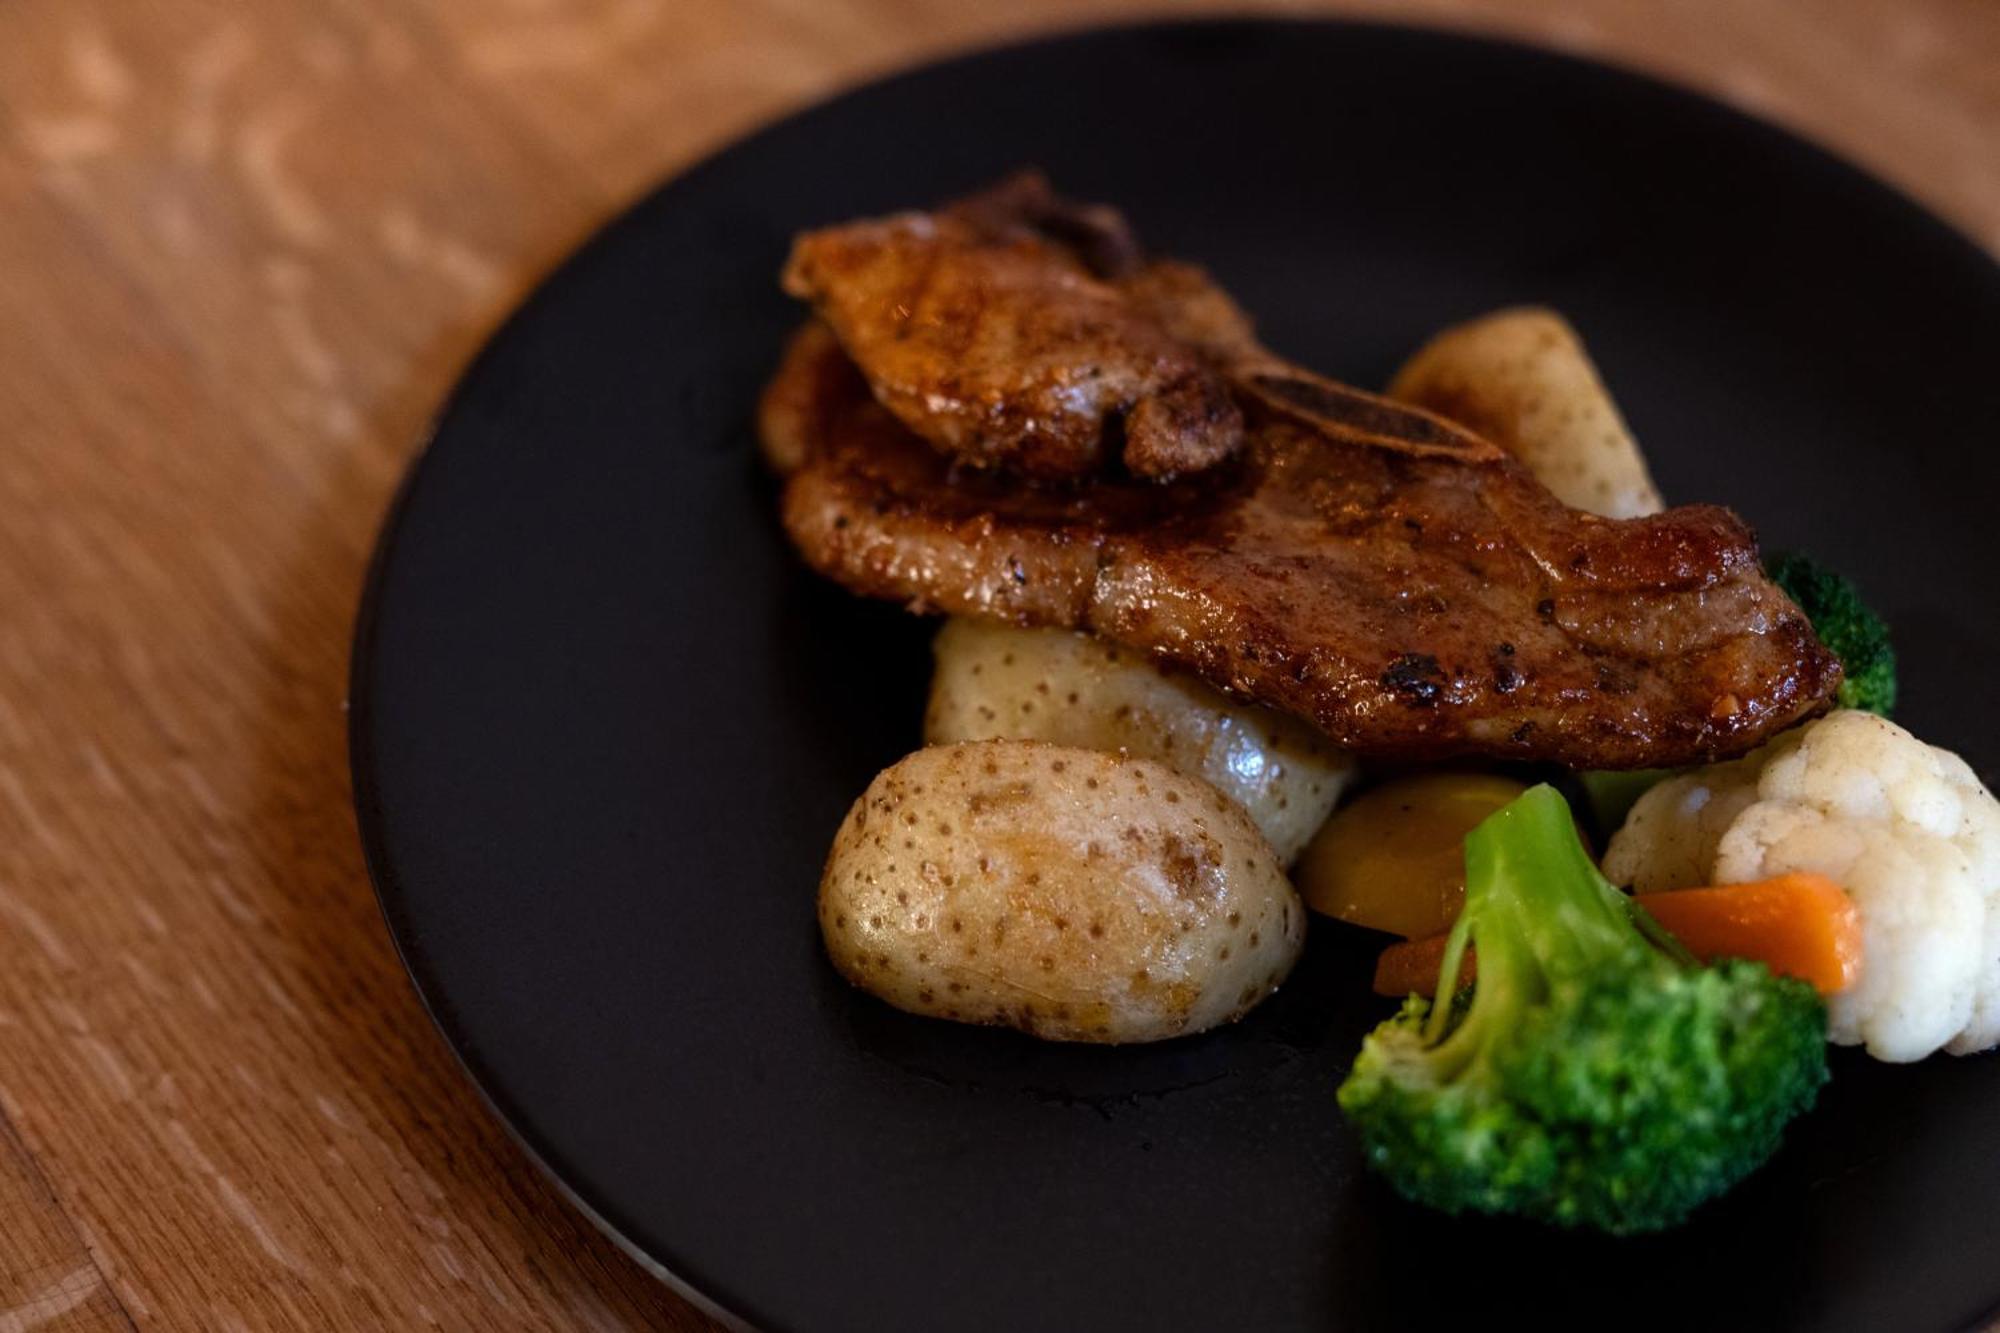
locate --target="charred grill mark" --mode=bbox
[1595,662,1639,696]
[1382,653,1446,706]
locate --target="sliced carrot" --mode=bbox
[1635,873,1861,995]
[1373,933,1475,997]
[1370,872,1861,998]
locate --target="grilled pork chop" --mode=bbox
[763,182,1840,767]
[782,176,1245,481]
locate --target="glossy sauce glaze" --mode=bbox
[767,319,1839,767]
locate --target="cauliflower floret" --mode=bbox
[1603,710,2000,1062]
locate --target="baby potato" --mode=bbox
[819,739,1306,1043]
[1297,773,1529,938]
[1388,307,1664,519]
[924,618,1356,862]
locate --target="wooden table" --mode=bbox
[0,1,1992,1327]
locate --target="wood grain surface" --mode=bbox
[0,1,1992,1328]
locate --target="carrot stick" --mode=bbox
[1373,933,1474,997]
[1635,873,1861,995]
[1371,872,1861,998]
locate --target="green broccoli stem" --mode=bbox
[1425,785,1656,1061]
[1474,785,1641,967]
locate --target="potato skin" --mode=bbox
[819,740,1306,1043]
[924,619,1355,862]
[1388,307,1664,519]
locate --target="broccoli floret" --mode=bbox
[1336,785,1827,1234]
[1765,550,1897,715]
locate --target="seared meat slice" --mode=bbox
[782,179,1243,482]
[762,319,1840,768]
[758,320,850,476]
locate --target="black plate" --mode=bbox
[351,19,2000,1332]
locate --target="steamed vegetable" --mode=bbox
[1764,551,1897,716]
[819,740,1304,1043]
[925,619,1356,862]
[1296,774,1526,937]
[1636,874,1861,995]
[1371,872,1862,998]
[1338,785,1827,1233]
[1371,932,1474,998]
[1606,710,2000,1060]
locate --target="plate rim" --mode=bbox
[346,16,2000,1330]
